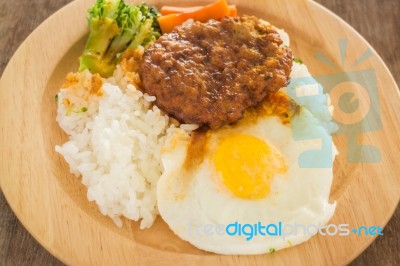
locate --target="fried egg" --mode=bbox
[157,92,337,254]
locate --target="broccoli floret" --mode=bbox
[127,4,161,50]
[79,0,161,77]
[78,0,122,76]
[104,4,141,63]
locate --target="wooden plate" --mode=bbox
[0,0,399,265]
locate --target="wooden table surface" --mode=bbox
[0,0,399,265]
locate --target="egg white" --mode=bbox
[157,107,337,255]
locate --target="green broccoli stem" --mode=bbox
[128,18,159,50]
[79,17,119,77]
[103,5,141,64]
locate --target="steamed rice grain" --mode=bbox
[56,72,194,228]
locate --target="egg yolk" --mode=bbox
[213,134,287,199]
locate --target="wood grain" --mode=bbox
[0,0,399,265]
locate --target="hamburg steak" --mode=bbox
[139,16,293,129]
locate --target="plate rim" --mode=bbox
[0,0,399,265]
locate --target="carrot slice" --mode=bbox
[157,14,190,34]
[160,6,201,15]
[157,0,231,34]
[160,4,237,17]
[229,5,237,17]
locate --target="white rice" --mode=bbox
[55,70,195,228]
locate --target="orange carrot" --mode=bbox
[160,6,203,15]
[229,5,237,17]
[157,0,231,34]
[160,4,237,17]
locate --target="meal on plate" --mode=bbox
[55,0,338,255]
